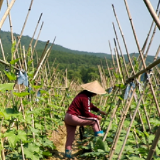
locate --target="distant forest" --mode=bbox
[0,30,113,83]
[0,30,156,83]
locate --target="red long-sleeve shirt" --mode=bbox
[67,91,99,118]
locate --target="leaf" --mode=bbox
[4,71,17,81]
[35,123,42,130]
[42,151,52,156]
[95,137,108,152]
[11,40,16,54]
[5,108,16,114]
[0,111,5,117]
[28,70,34,78]
[24,143,40,159]
[119,84,125,89]
[13,92,30,97]
[10,58,20,65]
[148,135,155,144]
[17,130,27,142]
[30,127,40,135]
[97,149,105,153]
[32,85,42,89]
[42,138,56,150]
[28,60,33,66]
[0,83,14,91]
[150,118,160,126]
[4,131,18,148]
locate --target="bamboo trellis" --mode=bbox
[0,0,160,160]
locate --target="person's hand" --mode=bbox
[97,115,102,120]
[99,110,107,116]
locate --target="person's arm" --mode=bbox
[91,103,108,117]
[81,97,99,118]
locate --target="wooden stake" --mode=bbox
[108,40,116,69]
[144,11,160,61]
[27,13,43,54]
[114,46,124,84]
[0,0,4,11]
[6,0,14,43]
[108,87,136,160]
[146,126,160,160]
[33,40,50,80]
[32,21,44,55]
[13,0,34,58]
[143,0,160,30]
[112,22,129,78]
[112,4,135,74]
[0,39,6,61]
[124,0,160,119]
[117,85,147,159]
[0,0,15,29]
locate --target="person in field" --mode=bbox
[64,80,107,159]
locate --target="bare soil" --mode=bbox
[48,124,83,160]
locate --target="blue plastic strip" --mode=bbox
[124,84,131,100]
[17,71,28,87]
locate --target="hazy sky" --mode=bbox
[0,0,160,56]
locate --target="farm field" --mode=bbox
[0,0,160,160]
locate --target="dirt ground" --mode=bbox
[48,125,83,160]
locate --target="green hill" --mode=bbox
[0,30,113,82]
[0,30,157,82]
[0,30,111,58]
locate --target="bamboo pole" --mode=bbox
[113,0,160,158]
[13,0,34,58]
[126,57,160,83]
[108,87,136,160]
[109,18,150,157]
[13,36,22,68]
[6,0,14,43]
[0,58,23,71]
[32,21,44,55]
[142,98,151,131]
[1,138,5,160]
[0,0,4,11]
[0,39,6,61]
[112,6,150,135]
[108,40,116,69]
[114,46,124,84]
[137,0,160,61]
[23,46,27,71]
[114,38,126,82]
[105,58,114,87]
[117,83,148,159]
[102,88,119,141]
[112,22,129,78]
[27,13,43,54]
[124,0,160,118]
[33,40,50,80]
[20,140,25,160]
[143,0,160,30]
[112,4,135,75]
[0,0,16,29]
[41,37,56,70]
[144,11,160,62]
[146,126,160,160]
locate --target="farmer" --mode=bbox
[64,80,107,159]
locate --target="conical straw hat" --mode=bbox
[80,80,106,95]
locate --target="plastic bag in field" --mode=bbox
[17,71,28,87]
[124,84,131,100]
[107,87,113,93]
[124,82,135,100]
